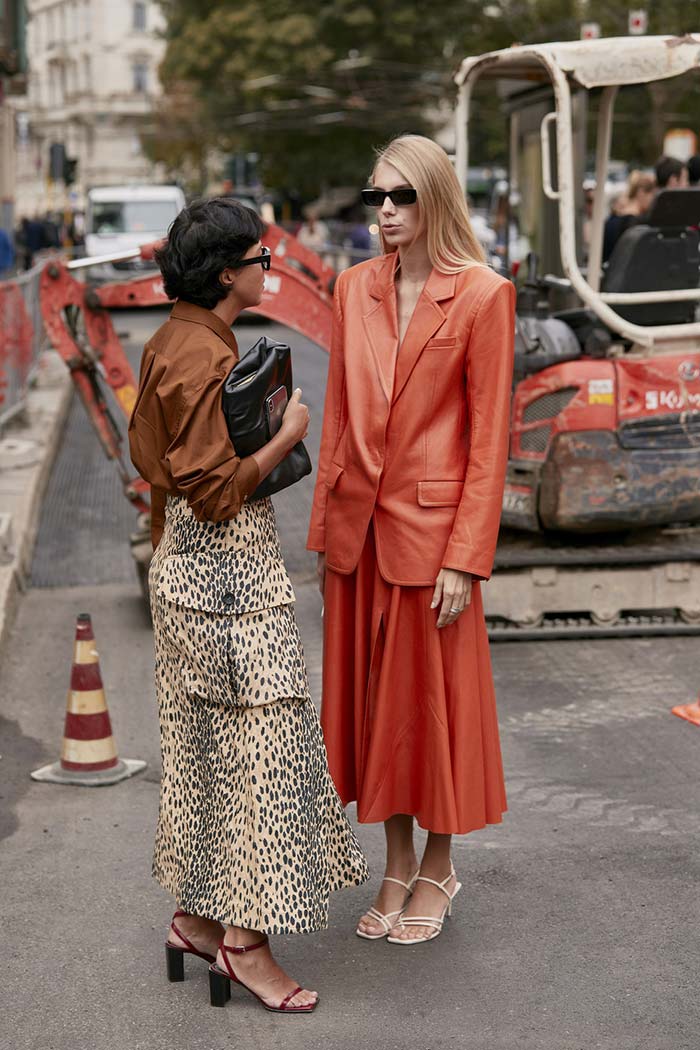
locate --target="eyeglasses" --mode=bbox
[361,188,418,208]
[236,246,271,271]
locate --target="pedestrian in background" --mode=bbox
[655,155,688,190]
[128,197,367,1014]
[0,227,14,277]
[687,154,700,186]
[296,208,329,252]
[603,170,656,262]
[308,134,515,945]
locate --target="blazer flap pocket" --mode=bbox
[425,336,458,350]
[326,460,345,490]
[417,481,464,507]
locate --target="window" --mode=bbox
[88,200,180,236]
[133,2,147,31]
[132,60,149,93]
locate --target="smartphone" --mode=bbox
[265,385,288,437]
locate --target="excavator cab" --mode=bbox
[455,36,700,635]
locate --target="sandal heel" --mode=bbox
[209,967,231,1007]
[165,944,185,982]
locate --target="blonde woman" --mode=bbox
[603,170,656,262]
[307,135,516,945]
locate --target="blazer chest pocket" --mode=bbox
[424,337,458,351]
[417,481,463,507]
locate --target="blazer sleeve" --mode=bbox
[441,278,515,581]
[163,370,260,523]
[306,275,347,552]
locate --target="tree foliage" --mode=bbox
[153,1,700,194]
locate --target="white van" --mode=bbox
[85,184,185,279]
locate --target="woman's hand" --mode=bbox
[280,388,310,447]
[431,568,472,628]
[317,553,326,596]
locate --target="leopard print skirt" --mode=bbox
[149,495,368,934]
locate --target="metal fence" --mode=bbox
[0,261,48,431]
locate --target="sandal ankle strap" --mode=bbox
[382,868,420,892]
[217,936,268,983]
[414,867,457,899]
[221,936,268,956]
[170,914,197,954]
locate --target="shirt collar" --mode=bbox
[170,300,239,354]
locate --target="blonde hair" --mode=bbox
[627,170,655,200]
[372,134,486,272]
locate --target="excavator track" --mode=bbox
[487,610,700,641]
[486,525,700,641]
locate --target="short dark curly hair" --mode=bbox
[155,197,265,309]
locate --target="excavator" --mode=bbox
[16,34,700,639]
[455,34,700,637]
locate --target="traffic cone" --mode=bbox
[31,613,146,786]
[671,694,700,727]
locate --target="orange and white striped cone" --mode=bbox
[31,613,146,786]
[671,694,700,727]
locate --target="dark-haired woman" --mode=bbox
[128,198,367,1014]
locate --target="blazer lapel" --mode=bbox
[361,253,400,403]
[392,269,457,403]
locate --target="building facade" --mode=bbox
[14,0,166,217]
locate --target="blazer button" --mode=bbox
[222,592,235,606]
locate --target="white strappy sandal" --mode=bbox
[386,867,462,945]
[355,871,420,940]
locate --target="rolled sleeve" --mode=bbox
[164,372,260,522]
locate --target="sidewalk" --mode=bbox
[0,350,71,651]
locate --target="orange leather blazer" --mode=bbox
[307,252,516,586]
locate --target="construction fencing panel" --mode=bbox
[0,263,47,430]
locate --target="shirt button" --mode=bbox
[222,592,235,606]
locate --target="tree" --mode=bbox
[153,1,700,194]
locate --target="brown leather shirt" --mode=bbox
[128,301,260,549]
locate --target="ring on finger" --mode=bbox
[450,606,461,614]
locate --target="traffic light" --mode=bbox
[63,157,78,186]
[49,142,65,181]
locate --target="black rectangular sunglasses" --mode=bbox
[236,246,271,270]
[361,188,418,207]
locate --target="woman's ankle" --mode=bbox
[223,925,267,948]
[384,852,419,880]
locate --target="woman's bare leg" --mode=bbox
[388,831,457,941]
[356,814,418,936]
[167,912,223,957]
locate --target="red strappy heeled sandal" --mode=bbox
[165,910,217,982]
[208,937,319,1014]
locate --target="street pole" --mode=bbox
[0,85,16,235]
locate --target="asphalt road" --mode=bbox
[1,308,699,1050]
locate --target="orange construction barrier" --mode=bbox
[31,612,146,786]
[671,694,700,727]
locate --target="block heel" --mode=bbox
[164,910,217,983]
[165,943,185,982]
[209,966,232,1007]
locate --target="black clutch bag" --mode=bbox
[221,335,312,501]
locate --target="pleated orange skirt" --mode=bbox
[321,523,507,835]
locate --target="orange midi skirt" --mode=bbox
[321,523,507,835]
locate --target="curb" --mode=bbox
[0,352,73,655]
